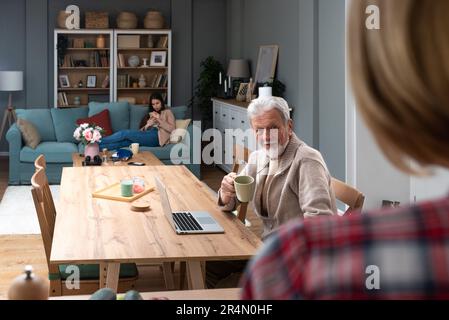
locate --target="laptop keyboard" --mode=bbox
[173,212,204,231]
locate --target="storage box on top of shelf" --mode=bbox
[118,35,140,48]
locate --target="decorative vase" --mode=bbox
[147,35,154,48]
[138,74,146,88]
[84,142,100,159]
[96,34,105,48]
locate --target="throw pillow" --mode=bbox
[170,119,191,143]
[16,118,41,149]
[76,109,113,137]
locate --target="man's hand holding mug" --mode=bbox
[220,172,237,204]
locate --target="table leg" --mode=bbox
[99,263,107,288]
[162,262,175,290]
[186,261,206,290]
[101,263,120,292]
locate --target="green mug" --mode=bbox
[120,179,133,197]
[234,175,255,203]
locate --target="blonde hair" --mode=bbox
[348,0,449,173]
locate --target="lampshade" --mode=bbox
[227,59,250,78]
[0,71,23,91]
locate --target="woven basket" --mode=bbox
[85,12,109,29]
[117,12,138,29]
[57,11,71,29]
[144,11,164,29]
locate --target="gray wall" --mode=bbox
[0,0,227,152]
[227,0,346,180]
[192,0,227,120]
[0,0,26,152]
[317,0,345,180]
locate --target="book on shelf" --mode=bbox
[58,92,69,107]
[101,75,109,88]
[117,53,125,68]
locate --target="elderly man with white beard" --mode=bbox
[218,96,336,239]
[206,97,337,288]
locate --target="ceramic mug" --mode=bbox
[234,175,255,203]
[130,143,139,155]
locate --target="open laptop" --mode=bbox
[154,176,224,235]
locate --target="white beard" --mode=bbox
[259,139,289,160]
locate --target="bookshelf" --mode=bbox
[114,29,171,106]
[54,29,114,108]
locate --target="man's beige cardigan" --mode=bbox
[219,134,337,238]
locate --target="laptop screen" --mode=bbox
[154,176,177,229]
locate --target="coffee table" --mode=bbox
[72,151,163,167]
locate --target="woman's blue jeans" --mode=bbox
[99,128,159,151]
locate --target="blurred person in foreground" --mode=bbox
[241,0,449,299]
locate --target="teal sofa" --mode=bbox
[6,102,200,185]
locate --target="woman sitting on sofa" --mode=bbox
[99,93,175,150]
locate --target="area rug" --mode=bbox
[0,185,59,235]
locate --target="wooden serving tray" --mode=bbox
[92,182,155,202]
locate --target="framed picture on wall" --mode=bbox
[254,45,279,91]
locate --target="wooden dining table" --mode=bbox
[50,165,262,291]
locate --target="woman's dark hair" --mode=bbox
[139,93,167,129]
[149,93,166,113]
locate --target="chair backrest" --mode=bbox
[33,154,56,225]
[231,144,251,174]
[231,144,251,223]
[331,177,365,215]
[31,168,58,274]
[34,154,46,171]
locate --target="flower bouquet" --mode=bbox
[73,123,104,158]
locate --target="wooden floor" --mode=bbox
[0,158,262,299]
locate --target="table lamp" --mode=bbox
[227,59,250,97]
[0,71,23,140]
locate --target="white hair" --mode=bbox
[247,96,291,124]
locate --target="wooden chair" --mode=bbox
[331,177,365,215]
[31,168,138,296]
[34,154,46,171]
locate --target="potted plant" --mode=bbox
[259,77,286,98]
[190,56,224,131]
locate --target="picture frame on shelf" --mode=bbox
[59,75,70,88]
[86,75,97,88]
[254,45,279,92]
[236,83,249,102]
[150,51,167,67]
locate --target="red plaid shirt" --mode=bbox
[240,196,449,299]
